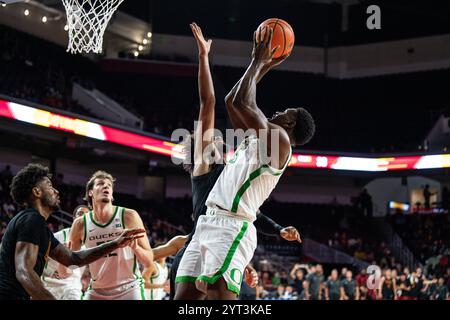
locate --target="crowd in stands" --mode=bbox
[3,25,450,152]
[389,212,450,276]
[251,261,449,300]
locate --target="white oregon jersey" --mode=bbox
[83,206,141,290]
[145,262,168,300]
[42,228,85,288]
[206,135,291,221]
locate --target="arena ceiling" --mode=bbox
[24,0,450,46]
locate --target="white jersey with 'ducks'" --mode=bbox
[83,206,141,290]
[206,134,292,222]
[42,228,85,299]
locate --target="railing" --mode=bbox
[260,238,369,270]
[301,238,370,270]
[72,83,144,130]
[51,210,73,227]
[373,218,420,270]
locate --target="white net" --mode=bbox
[62,0,124,54]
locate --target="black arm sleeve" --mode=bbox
[254,212,284,236]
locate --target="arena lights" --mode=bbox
[1,3,6,7]
[1,98,450,172]
[64,24,69,31]
[133,51,139,57]
[142,39,148,45]
[41,16,47,23]
[138,45,143,51]
[0,99,183,158]
[23,9,29,16]
[147,32,152,38]
[389,201,410,212]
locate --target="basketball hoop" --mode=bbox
[61,0,124,54]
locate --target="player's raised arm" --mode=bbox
[153,235,188,261]
[190,23,217,176]
[225,39,286,131]
[255,210,302,243]
[50,228,145,268]
[226,27,292,167]
[225,28,273,133]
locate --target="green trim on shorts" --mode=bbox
[175,276,197,283]
[139,277,146,300]
[231,166,282,213]
[89,206,119,228]
[226,282,241,296]
[196,221,248,291]
[81,282,92,300]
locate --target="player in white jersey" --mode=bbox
[175,26,315,299]
[143,257,169,300]
[42,205,90,299]
[69,171,155,300]
[140,235,188,300]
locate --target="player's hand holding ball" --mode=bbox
[253,18,295,70]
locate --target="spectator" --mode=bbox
[409,267,425,300]
[442,186,449,210]
[340,270,359,300]
[2,199,16,218]
[305,264,324,300]
[261,272,274,291]
[423,184,436,209]
[396,273,411,300]
[380,269,396,300]
[434,278,448,300]
[273,285,285,299]
[340,267,348,281]
[325,269,341,300]
[290,264,306,296]
[271,272,281,287]
[239,282,256,300]
[356,268,374,300]
[283,285,295,300]
[0,165,13,192]
[359,189,373,218]
[280,271,289,286]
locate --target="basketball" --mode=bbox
[257,18,295,59]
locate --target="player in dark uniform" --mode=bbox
[169,23,301,300]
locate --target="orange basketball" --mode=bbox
[257,18,295,59]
